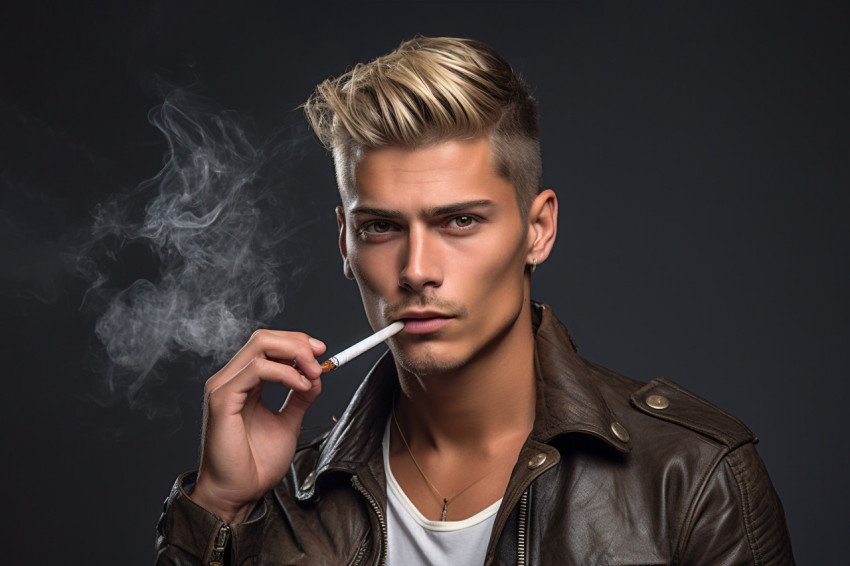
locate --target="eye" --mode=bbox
[449,215,476,228]
[362,220,394,233]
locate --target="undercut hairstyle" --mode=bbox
[303,36,542,217]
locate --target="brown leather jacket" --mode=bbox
[156,303,794,565]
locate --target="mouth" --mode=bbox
[395,310,454,335]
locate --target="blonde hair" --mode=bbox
[303,36,541,216]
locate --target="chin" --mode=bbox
[390,344,468,377]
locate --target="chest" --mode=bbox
[273,463,686,566]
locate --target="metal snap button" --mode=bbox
[646,394,670,410]
[610,421,630,443]
[528,453,547,469]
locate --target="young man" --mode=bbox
[156,37,794,565]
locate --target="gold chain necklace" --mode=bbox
[391,405,496,521]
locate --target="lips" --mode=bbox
[395,311,454,335]
[401,317,452,334]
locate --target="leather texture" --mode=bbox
[156,303,795,565]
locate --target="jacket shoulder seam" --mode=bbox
[725,447,765,564]
[630,377,756,449]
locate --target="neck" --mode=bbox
[394,301,537,452]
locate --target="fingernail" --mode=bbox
[308,338,325,349]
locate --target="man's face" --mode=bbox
[337,137,533,375]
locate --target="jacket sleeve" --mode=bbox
[155,472,267,565]
[678,443,795,565]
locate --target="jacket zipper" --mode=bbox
[208,523,231,566]
[517,489,529,566]
[348,537,368,566]
[351,475,387,566]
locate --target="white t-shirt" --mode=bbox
[383,419,501,566]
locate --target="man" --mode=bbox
[156,37,794,565]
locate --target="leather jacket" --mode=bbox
[156,303,794,565]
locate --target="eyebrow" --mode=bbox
[350,199,495,218]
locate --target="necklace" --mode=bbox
[391,406,496,521]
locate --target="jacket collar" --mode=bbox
[313,303,631,484]
[529,303,631,452]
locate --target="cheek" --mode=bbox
[347,242,396,302]
[465,234,526,291]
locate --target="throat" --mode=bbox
[395,361,537,451]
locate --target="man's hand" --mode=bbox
[189,330,326,523]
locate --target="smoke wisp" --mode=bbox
[79,92,311,414]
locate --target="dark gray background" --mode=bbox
[1,1,846,563]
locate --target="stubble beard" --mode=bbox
[381,295,471,377]
[390,341,468,378]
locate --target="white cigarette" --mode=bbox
[320,321,405,372]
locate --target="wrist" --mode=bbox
[189,477,258,524]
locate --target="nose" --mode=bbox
[398,225,443,292]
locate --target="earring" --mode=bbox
[531,257,538,273]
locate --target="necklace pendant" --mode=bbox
[441,498,448,521]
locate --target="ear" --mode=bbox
[336,206,355,280]
[525,189,558,269]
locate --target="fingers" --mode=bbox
[206,330,326,393]
[206,358,308,415]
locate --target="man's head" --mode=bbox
[303,36,542,218]
[304,38,557,376]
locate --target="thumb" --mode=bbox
[275,377,322,432]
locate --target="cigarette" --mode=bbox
[320,321,405,372]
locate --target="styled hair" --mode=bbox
[303,36,541,216]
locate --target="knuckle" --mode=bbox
[205,383,225,408]
[249,329,306,351]
[244,356,269,373]
[249,328,271,346]
[290,331,310,342]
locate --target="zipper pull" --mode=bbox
[209,523,231,566]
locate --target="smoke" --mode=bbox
[78,91,313,415]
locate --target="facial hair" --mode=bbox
[381,295,470,376]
